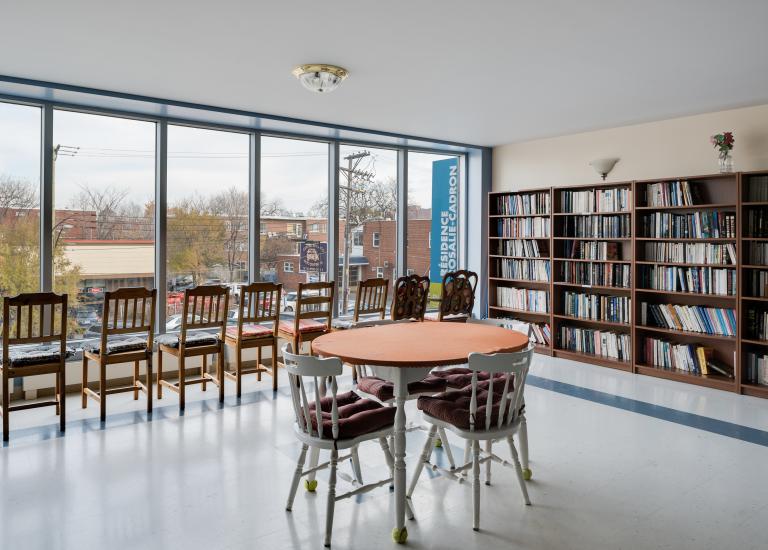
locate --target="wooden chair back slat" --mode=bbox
[294,281,334,334]
[2,292,68,351]
[179,285,229,345]
[353,278,389,322]
[237,283,281,334]
[97,288,157,351]
[437,270,478,321]
[391,274,430,321]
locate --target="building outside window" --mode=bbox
[352,230,363,246]
[375,267,384,279]
[372,232,380,247]
[283,261,294,273]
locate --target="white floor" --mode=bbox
[2,355,768,550]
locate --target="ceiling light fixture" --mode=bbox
[292,64,349,93]
[590,158,620,181]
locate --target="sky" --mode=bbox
[0,101,452,216]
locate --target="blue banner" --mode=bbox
[430,158,459,289]
[300,242,327,273]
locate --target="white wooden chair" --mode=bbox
[282,343,396,548]
[407,345,534,531]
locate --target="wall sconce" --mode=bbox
[590,158,620,181]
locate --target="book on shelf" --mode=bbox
[746,175,768,202]
[495,192,550,216]
[496,239,546,257]
[563,291,630,324]
[643,242,736,264]
[746,270,768,297]
[496,217,550,238]
[560,187,630,213]
[496,287,549,312]
[744,352,768,385]
[639,302,736,337]
[558,325,631,362]
[495,317,552,345]
[562,215,630,238]
[746,209,768,238]
[564,240,620,260]
[747,242,768,265]
[638,265,736,296]
[640,211,736,238]
[560,262,631,288]
[745,307,768,340]
[640,336,731,376]
[495,258,550,281]
[644,180,701,207]
[706,357,734,379]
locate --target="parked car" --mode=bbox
[165,314,206,332]
[75,308,100,328]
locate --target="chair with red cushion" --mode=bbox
[407,345,534,531]
[282,343,396,548]
[224,282,282,395]
[277,281,334,356]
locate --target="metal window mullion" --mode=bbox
[155,120,168,332]
[249,132,260,282]
[40,104,54,292]
[328,141,340,316]
[396,149,408,277]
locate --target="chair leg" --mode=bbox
[519,416,532,480]
[286,443,309,511]
[306,447,320,491]
[178,355,186,411]
[438,427,456,469]
[472,440,481,531]
[99,359,107,423]
[58,366,66,433]
[201,354,208,392]
[133,360,140,400]
[507,436,531,506]
[217,350,225,404]
[408,425,437,499]
[271,341,278,391]
[55,371,61,415]
[235,345,243,398]
[350,446,363,485]
[81,355,88,408]
[324,449,338,548]
[146,355,153,414]
[2,368,9,442]
[485,440,493,485]
[157,351,163,399]
[256,346,261,382]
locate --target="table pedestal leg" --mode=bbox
[391,368,408,544]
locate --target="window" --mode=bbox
[408,152,460,311]
[260,137,329,292]
[0,102,41,305]
[52,110,156,339]
[375,267,384,279]
[310,223,319,232]
[406,269,416,276]
[167,125,249,322]
[338,145,397,316]
[283,261,294,273]
[260,221,266,234]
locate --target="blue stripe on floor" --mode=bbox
[527,374,768,448]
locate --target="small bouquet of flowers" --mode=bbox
[710,131,735,157]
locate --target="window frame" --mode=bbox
[283,261,294,273]
[372,231,380,247]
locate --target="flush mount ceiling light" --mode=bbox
[590,158,620,180]
[292,64,349,93]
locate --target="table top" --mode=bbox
[311,321,529,367]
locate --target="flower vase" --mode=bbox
[718,150,734,173]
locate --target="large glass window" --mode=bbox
[337,146,397,317]
[260,136,329,314]
[166,125,250,324]
[0,102,41,302]
[52,110,156,339]
[407,152,461,310]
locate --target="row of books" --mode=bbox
[747,243,768,266]
[494,259,550,281]
[496,317,552,346]
[638,265,736,296]
[495,239,546,258]
[563,240,621,260]
[746,175,768,201]
[640,211,736,239]
[643,242,736,265]
[746,270,768,298]
[744,352,768,386]
[558,325,631,362]
[643,180,701,207]
[495,192,550,216]
[559,262,631,288]
[640,337,733,377]
[639,302,736,337]
[562,291,630,324]
[746,209,768,238]
[496,217,550,238]
[561,215,631,238]
[560,188,630,214]
[496,287,549,312]
[745,308,768,341]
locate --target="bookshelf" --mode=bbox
[487,188,553,355]
[486,172,768,399]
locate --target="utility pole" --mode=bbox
[339,150,373,315]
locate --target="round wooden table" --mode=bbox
[312,321,529,543]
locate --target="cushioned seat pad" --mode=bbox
[225,324,273,339]
[278,319,327,335]
[84,336,148,355]
[430,367,506,389]
[357,375,447,402]
[6,345,74,367]
[304,391,396,439]
[417,382,517,431]
[156,332,219,348]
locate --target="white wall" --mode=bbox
[493,104,768,191]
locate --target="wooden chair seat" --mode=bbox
[156,332,219,348]
[306,390,396,440]
[83,336,148,355]
[5,345,73,367]
[278,319,327,336]
[356,375,448,402]
[225,324,273,340]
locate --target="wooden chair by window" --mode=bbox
[2,292,69,442]
[390,274,430,321]
[333,278,389,330]
[224,282,282,395]
[156,285,229,411]
[82,287,156,422]
[277,281,334,356]
[426,269,478,322]
[408,345,534,531]
[282,343,396,548]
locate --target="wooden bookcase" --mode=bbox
[487,188,553,355]
[486,172,768,399]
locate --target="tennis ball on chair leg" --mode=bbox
[522,468,532,481]
[392,527,408,544]
[435,438,442,448]
[305,479,318,492]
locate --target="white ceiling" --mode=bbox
[1,1,767,147]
